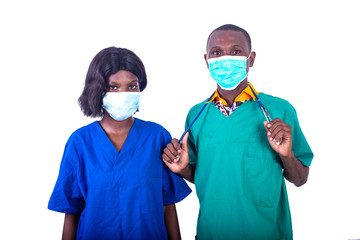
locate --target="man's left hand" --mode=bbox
[264,118,292,158]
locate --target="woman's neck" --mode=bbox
[99,112,135,135]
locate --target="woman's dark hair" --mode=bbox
[78,47,147,118]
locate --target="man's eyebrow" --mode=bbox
[209,46,221,51]
[209,45,245,50]
[232,45,245,48]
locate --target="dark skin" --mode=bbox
[62,70,181,240]
[62,214,80,240]
[99,70,140,152]
[162,30,309,187]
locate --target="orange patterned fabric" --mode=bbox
[208,82,259,117]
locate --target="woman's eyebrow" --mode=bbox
[107,79,118,84]
[107,79,139,85]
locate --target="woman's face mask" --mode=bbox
[102,92,142,121]
[207,55,250,90]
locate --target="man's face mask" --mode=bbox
[207,55,250,90]
[102,92,142,121]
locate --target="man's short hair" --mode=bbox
[207,24,252,52]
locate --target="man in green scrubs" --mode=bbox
[162,24,313,240]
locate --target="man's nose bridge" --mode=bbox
[223,45,233,56]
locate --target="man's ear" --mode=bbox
[249,51,256,67]
[204,54,209,68]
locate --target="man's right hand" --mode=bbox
[162,132,190,174]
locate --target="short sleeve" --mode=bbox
[160,127,191,205]
[48,135,84,214]
[285,105,314,167]
[162,163,191,205]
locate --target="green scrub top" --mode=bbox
[186,93,313,240]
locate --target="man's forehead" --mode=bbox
[207,30,249,50]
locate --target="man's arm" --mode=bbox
[177,164,195,184]
[265,119,309,187]
[280,150,309,186]
[163,204,181,240]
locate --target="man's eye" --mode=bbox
[213,50,221,56]
[232,50,241,55]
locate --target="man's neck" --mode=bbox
[217,80,248,106]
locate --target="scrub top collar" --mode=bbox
[94,118,140,161]
[207,82,259,105]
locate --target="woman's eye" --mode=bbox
[107,85,118,90]
[129,84,139,89]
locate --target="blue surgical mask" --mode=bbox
[208,55,250,90]
[103,92,142,121]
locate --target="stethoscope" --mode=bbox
[178,91,215,143]
[178,84,273,143]
[248,84,272,122]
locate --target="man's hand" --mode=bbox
[264,118,309,186]
[162,132,190,174]
[264,118,292,158]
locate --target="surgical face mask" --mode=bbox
[208,55,250,90]
[102,92,142,121]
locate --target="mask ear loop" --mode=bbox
[178,91,216,143]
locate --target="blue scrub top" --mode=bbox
[48,119,191,240]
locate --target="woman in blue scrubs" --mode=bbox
[48,47,191,240]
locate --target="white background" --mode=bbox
[1,0,359,239]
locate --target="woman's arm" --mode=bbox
[163,204,181,240]
[62,213,80,240]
